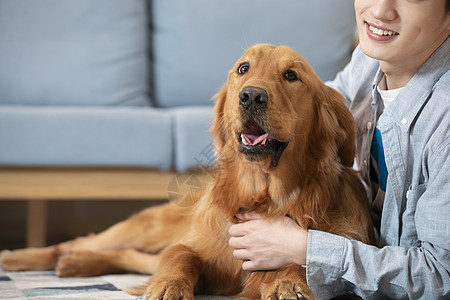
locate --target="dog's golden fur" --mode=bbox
[0,44,374,300]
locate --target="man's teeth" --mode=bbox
[369,25,396,36]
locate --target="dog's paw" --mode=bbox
[143,278,194,300]
[126,284,147,296]
[0,248,56,271]
[56,250,111,277]
[0,250,21,271]
[261,279,313,300]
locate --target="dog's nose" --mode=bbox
[239,87,268,110]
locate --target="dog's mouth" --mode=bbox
[238,119,289,167]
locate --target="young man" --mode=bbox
[228,0,450,298]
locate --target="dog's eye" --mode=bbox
[237,63,250,75]
[283,70,299,82]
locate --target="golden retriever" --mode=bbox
[0,44,374,300]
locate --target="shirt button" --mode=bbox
[367,122,372,130]
[401,118,408,125]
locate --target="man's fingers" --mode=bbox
[242,260,259,271]
[228,236,244,248]
[235,211,264,221]
[228,223,246,236]
[232,249,251,261]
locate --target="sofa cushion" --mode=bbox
[171,106,215,171]
[0,0,150,106]
[153,0,355,108]
[0,106,172,169]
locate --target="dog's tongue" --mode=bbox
[242,133,270,146]
[242,120,271,146]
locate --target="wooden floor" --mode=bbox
[0,167,210,247]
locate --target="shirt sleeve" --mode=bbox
[325,45,362,104]
[306,231,450,299]
[325,57,354,105]
[306,142,450,299]
[325,45,379,108]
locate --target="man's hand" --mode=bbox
[228,212,308,271]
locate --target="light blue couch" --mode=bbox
[0,0,356,172]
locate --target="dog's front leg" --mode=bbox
[261,264,314,300]
[138,244,202,300]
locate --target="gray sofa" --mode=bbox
[0,0,356,246]
[0,0,356,171]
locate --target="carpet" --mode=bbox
[0,268,236,300]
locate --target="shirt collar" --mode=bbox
[377,37,450,133]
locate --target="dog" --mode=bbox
[0,44,374,300]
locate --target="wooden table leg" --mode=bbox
[27,199,47,247]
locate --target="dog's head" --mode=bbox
[212,44,355,174]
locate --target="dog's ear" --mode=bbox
[211,84,228,152]
[315,85,356,167]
